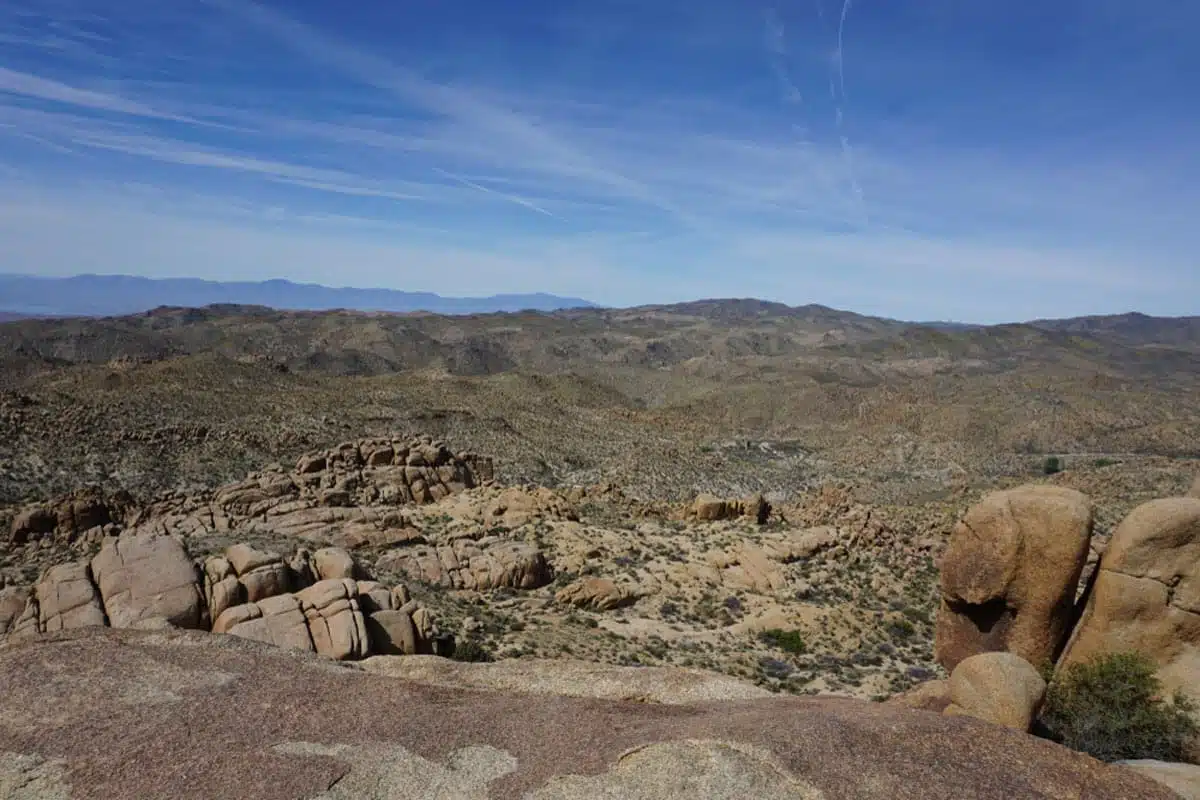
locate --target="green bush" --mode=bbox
[1038,651,1198,763]
[1042,456,1063,475]
[449,639,494,663]
[759,628,806,655]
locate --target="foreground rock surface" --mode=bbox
[936,485,1093,671]
[0,628,1176,800]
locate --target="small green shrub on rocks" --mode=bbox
[1038,651,1198,763]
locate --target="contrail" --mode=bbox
[836,0,852,101]
[432,167,562,219]
[832,0,868,226]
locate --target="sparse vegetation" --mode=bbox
[1042,456,1063,475]
[759,628,807,655]
[1038,651,1198,763]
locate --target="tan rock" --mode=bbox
[1117,760,1200,799]
[1057,497,1200,698]
[354,581,396,614]
[556,578,638,611]
[313,547,359,581]
[0,586,32,634]
[295,579,370,660]
[225,546,292,604]
[225,543,279,575]
[945,652,1045,731]
[692,493,732,521]
[35,561,106,632]
[365,610,418,655]
[936,485,1093,671]
[90,532,204,629]
[377,540,552,591]
[214,594,314,652]
[885,679,952,713]
[1190,476,1200,499]
[202,556,245,624]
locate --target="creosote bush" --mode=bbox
[759,628,807,655]
[1038,651,1198,763]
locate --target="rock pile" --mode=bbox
[929,482,1200,722]
[0,531,440,659]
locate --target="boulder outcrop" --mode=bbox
[935,485,1093,671]
[90,532,204,629]
[1057,497,1200,698]
[376,539,552,591]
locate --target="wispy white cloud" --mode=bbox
[0,66,197,123]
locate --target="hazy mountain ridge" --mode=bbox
[0,273,597,317]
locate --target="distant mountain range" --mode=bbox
[0,274,598,318]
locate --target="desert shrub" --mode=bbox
[759,628,807,655]
[449,639,494,663]
[1042,456,1063,475]
[1038,651,1198,763]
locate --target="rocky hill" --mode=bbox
[0,301,1196,513]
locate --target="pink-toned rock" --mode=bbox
[377,540,551,591]
[35,561,106,632]
[90,532,204,629]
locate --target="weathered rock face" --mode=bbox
[688,492,771,524]
[1190,475,1200,499]
[377,539,552,591]
[0,628,1178,800]
[935,485,1094,671]
[90,532,204,630]
[295,579,370,661]
[944,652,1046,731]
[1117,760,1200,800]
[35,561,106,632]
[0,586,32,635]
[884,679,952,713]
[214,593,315,653]
[1057,497,1200,698]
[555,578,638,611]
[7,487,130,547]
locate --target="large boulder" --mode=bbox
[935,485,1093,671]
[35,561,106,632]
[213,594,314,653]
[944,652,1046,731]
[0,627,1178,800]
[202,556,245,625]
[1057,497,1200,698]
[225,544,291,602]
[90,532,204,629]
[295,579,370,660]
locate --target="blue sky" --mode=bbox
[0,0,1196,322]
